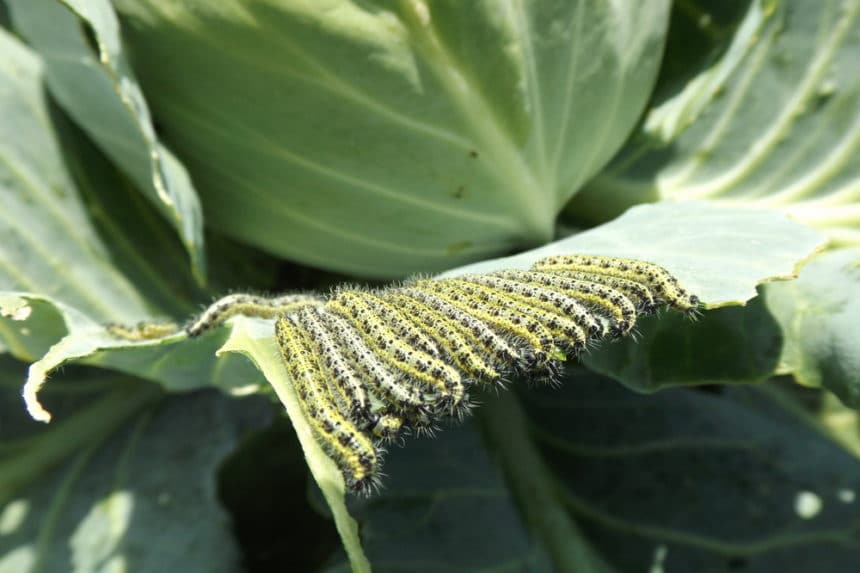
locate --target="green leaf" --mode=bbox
[324,420,606,573]
[0,26,274,421]
[818,391,860,456]
[573,0,860,245]
[764,247,860,407]
[0,295,68,363]
[324,372,860,570]
[583,295,783,391]
[209,201,824,569]
[0,26,154,328]
[108,0,670,277]
[445,201,824,392]
[516,372,860,570]
[446,201,825,306]
[4,292,262,423]
[7,0,207,281]
[217,316,371,573]
[15,201,822,416]
[0,356,272,573]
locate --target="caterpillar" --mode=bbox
[275,313,380,493]
[105,255,700,494]
[186,293,324,337]
[491,270,638,337]
[383,292,502,385]
[533,255,699,315]
[327,291,465,414]
[105,321,180,341]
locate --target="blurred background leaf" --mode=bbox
[570,0,860,247]
[324,407,606,573]
[765,247,860,407]
[7,0,208,280]
[0,26,156,333]
[0,356,273,573]
[105,0,671,277]
[320,369,860,572]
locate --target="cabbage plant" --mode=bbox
[1,0,859,572]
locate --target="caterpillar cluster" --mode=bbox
[107,255,700,494]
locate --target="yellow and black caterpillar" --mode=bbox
[107,255,699,494]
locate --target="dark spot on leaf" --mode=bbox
[469,150,479,159]
[451,185,465,199]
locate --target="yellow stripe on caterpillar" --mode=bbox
[441,279,589,354]
[395,288,526,372]
[358,292,442,358]
[536,269,657,314]
[370,413,404,442]
[296,306,372,423]
[320,310,431,415]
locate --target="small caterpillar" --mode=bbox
[359,292,442,358]
[533,270,658,314]
[186,293,324,337]
[394,287,527,372]
[105,255,700,494]
[105,321,180,341]
[438,279,588,354]
[411,279,558,368]
[321,310,431,414]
